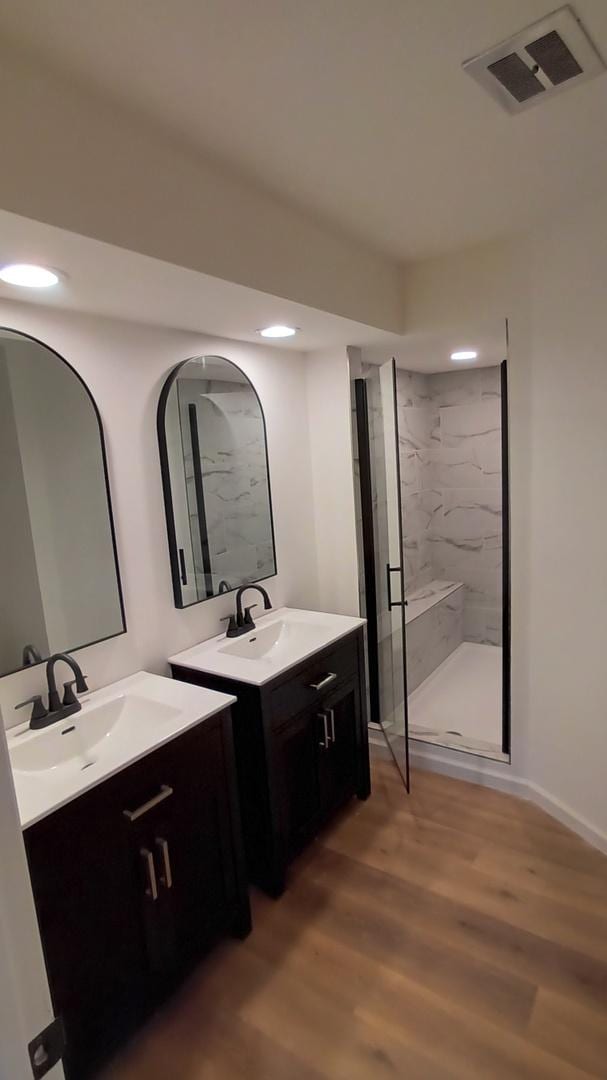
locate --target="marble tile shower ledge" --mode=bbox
[405,580,463,624]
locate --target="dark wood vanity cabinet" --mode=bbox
[24,710,250,1080]
[171,628,370,896]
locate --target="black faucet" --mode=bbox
[22,643,42,666]
[15,652,89,730]
[221,584,272,638]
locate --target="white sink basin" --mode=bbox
[9,694,180,775]
[219,618,329,661]
[6,671,235,829]
[170,607,366,686]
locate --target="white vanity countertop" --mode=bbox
[7,671,235,830]
[169,606,366,687]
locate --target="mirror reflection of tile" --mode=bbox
[178,379,275,589]
[161,354,277,606]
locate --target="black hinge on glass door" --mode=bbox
[28,1016,65,1078]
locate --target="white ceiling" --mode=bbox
[1,0,606,262]
[0,210,400,352]
[362,322,508,373]
[0,211,499,368]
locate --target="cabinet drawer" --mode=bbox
[270,634,358,730]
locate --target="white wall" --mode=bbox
[522,198,607,842]
[305,349,360,617]
[0,298,319,729]
[0,48,404,333]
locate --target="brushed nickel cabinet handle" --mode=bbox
[329,708,336,743]
[308,672,337,692]
[155,836,173,889]
[140,847,158,901]
[318,712,329,749]
[123,784,173,822]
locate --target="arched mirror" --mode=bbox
[0,328,125,676]
[158,355,277,607]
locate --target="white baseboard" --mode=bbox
[409,744,526,797]
[526,780,607,856]
[396,742,607,856]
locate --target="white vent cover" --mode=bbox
[463,5,605,113]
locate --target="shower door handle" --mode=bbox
[178,548,188,586]
[386,564,407,609]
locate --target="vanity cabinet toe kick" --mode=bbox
[171,626,371,897]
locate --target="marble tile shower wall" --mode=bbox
[397,366,503,646]
[180,380,275,591]
[397,369,436,594]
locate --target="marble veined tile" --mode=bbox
[464,605,503,646]
[224,512,273,549]
[481,429,502,486]
[435,445,484,488]
[417,449,438,489]
[396,369,432,407]
[440,399,501,448]
[428,536,485,577]
[481,542,503,571]
[440,489,502,542]
[398,406,437,451]
[480,365,502,400]
[403,490,442,538]
[210,544,256,583]
[400,451,420,494]
[420,489,443,531]
[403,537,432,588]
[428,369,481,408]
[405,585,463,692]
[429,407,441,445]
[256,543,276,576]
[463,567,502,607]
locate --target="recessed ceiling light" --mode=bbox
[258,325,298,338]
[0,263,60,288]
[450,350,478,362]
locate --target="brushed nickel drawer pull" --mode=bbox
[140,847,158,901]
[318,712,329,749]
[329,708,336,743]
[123,784,173,822]
[308,672,337,692]
[155,836,173,889]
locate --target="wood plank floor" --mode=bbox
[106,755,607,1079]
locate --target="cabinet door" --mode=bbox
[124,720,239,987]
[273,707,323,856]
[162,722,238,976]
[25,783,149,1079]
[319,677,360,815]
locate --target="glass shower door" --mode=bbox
[355,359,410,790]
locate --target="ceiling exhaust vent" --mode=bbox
[463,5,605,113]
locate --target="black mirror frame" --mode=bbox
[0,325,127,677]
[157,354,278,609]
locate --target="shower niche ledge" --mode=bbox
[405,580,464,692]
